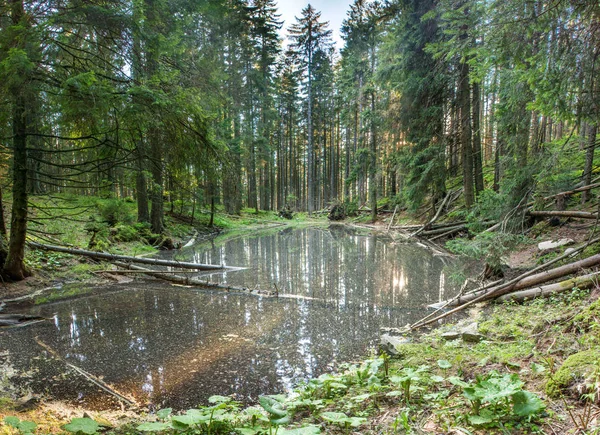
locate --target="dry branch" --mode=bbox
[528,210,598,220]
[431,252,600,308]
[543,182,600,201]
[496,272,600,303]
[112,262,273,296]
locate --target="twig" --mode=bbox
[35,337,137,407]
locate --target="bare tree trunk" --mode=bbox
[472,80,484,193]
[4,0,31,280]
[582,124,597,203]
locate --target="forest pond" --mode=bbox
[1,226,462,410]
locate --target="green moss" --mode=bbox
[0,396,15,410]
[546,348,600,397]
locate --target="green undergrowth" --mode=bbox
[3,287,599,434]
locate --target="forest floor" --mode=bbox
[1,198,600,434]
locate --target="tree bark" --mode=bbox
[528,210,598,219]
[432,252,600,308]
[3,0,31,280]
[496,272,600,303]
[582,124,597,203]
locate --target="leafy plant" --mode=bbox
[63,418,101,435]
[4,417,37,435]
[450,371,545,428]
[389,365,429,403]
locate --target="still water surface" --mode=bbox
[0,226,459,409]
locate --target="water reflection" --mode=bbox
[0,226,459,410]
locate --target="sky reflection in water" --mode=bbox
[0,226,459,409]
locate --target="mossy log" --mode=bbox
[528,210,598,220]
[496,272,600,303]
[431,253,600,308]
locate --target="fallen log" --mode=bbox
[430,252,600,308]
[543,182,600,201]
[527,210,598,220]
[113,261,274,296]
[496,272,600,303]
[411,191,455,237]
[411,237,600,329]
[27,241,237,271]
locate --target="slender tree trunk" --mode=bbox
[459,59,474,208]
[472,80,484,194]
[582,124,597,203]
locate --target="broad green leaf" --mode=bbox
[259,395,288,418]
[329,382,348,390]
[17,421,37,435]
[270,415,290,426]
[136,422,171,432]
[346,417,367,427]
[4,417,20,428]
[467,414,493,425]
[64,418,101,435]
[512,391,545,417]
[448,376,469,388]
[236,428,261,435]
[208,395,231,404]
[156,408,172,420]
[278,425,321,435]
[431,375,445,383]
[437,359,452,369]
[385,390,403,397]
[320,412,348,423]
[351,393,373,402]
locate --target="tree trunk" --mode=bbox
[472,81,484,194]
[4,0,31,280]
[582,124,597,203]
[459,57,474,207]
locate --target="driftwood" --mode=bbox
[386,206,399,232]
[411,237,600,329]
[27,241,237,271]
[410,191,455,237]
[496,272,600,303]
[528,210,598,220]
[112,262,274,296]
[431,252,600,308]
[543,182,600,201]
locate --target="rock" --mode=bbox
[379,334,410,357]
[440,331,461,341]
[380,326,408,336]
[564,247,577,256]
[461,322,486,343]
[538,238,574,251]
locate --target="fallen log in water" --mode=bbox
[27,241,237,271]
[496,272,600,303]
[112,262,274,296]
